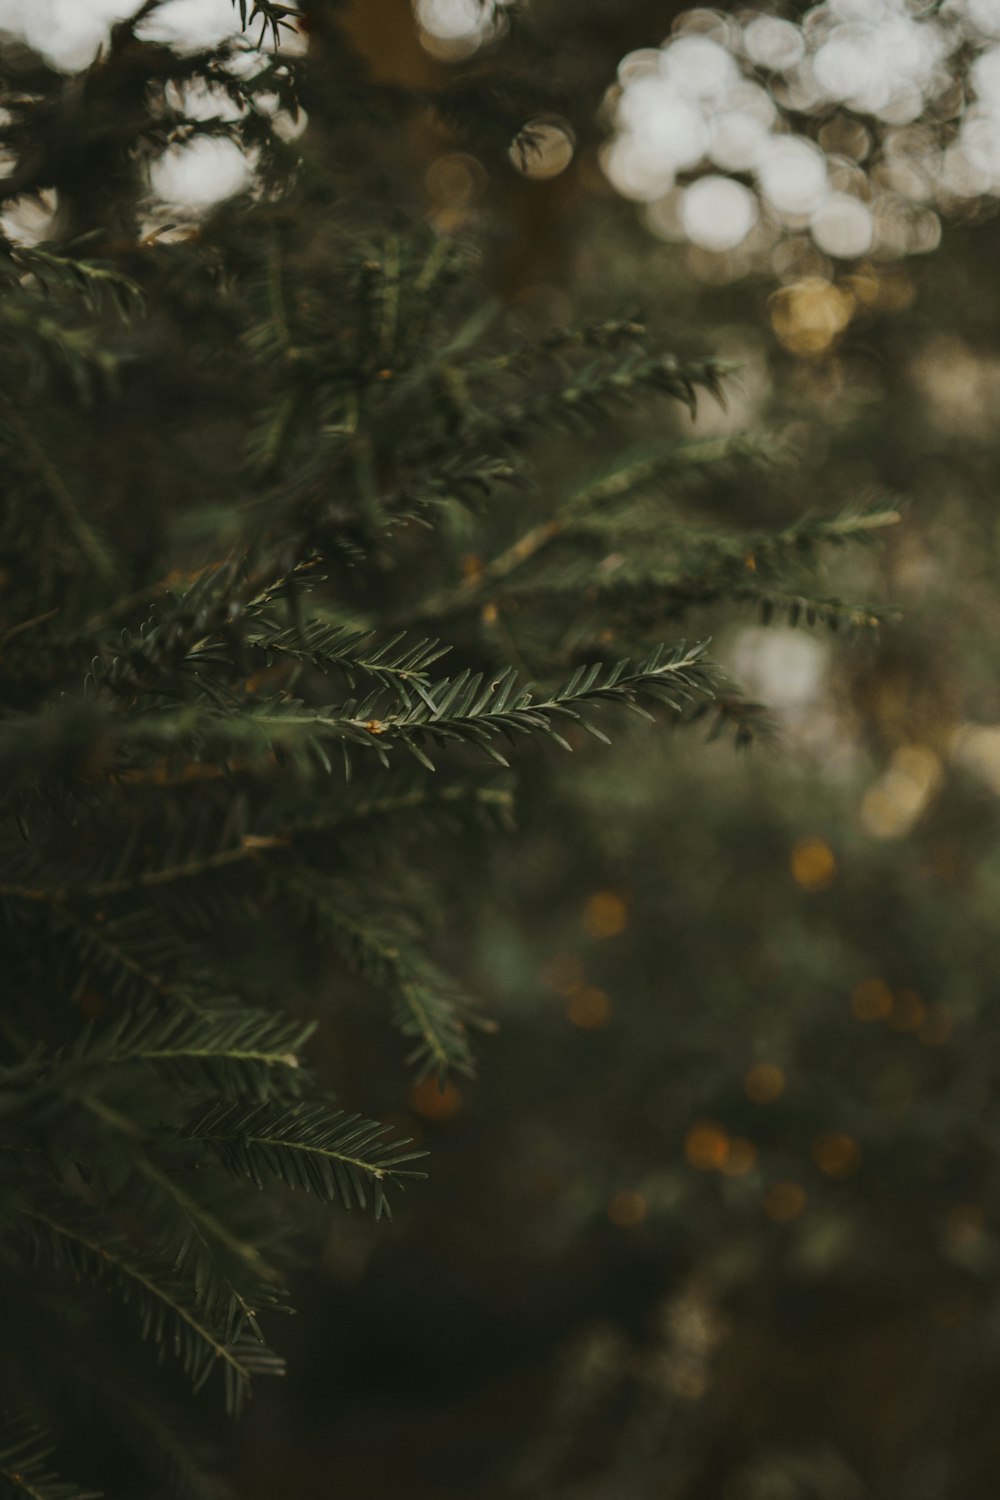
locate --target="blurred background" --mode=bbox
[8,1,1000,1495]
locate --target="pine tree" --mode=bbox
[0,4,894,1495]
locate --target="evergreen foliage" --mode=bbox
[0,3,894,1494]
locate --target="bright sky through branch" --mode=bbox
[0,0,304,221]
[0,0,245,71]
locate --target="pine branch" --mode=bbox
[286,873,480,1080]
[18,250,145,324]
[566,430,785,508]
[463,315,651,382]
[455,517,899,638]
[56,1005,312,1102]
[43,905,211,1010]
[413,435,785,622]
[229,1,300,50]
[179,1101,427,1221]
[35,1089,290,1364]
[50,1090,295,1342]
[452,353,733,448]
[12,1203,283,1416]
[122,1151,290,1361]
[749,585,896,633]
[241,619,451,689]
[89,555,326,702]
[306,774,516,834]
[678,502,903,581]
[111,641,716,775]
[0,1416,100,1500]
[0,834,286,906]
[81,1374,231,1500]
[0,409,115,583]
[129,1151,286,1293]
[682,693,776,752]
[0,1303,231,1500]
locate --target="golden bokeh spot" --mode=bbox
[684,1120,730,1171]
[481,601,499,625]
[812,1132,861,1179]
[608,1189,648,1228]
[430,205,470,236]
[565,986,612,1030]
[540,951,585,996]
[889,988,926,1033]
[918,1005,955,1047]
[408,1076,464,1123]
[850,977,893,1022]
[745,1062,785,1105]
[863,792,899,840]
[763,1181,807,1223]
[861,742,943,840]
[509,118,576,180]
[581,890,628,940]
[770,277,854,357]
[721,1137,758,1177]
[744,552,757,571]
[461,553,483,581]
[842,265,881,309]
[791,837,836,892]
[945,1204,985,1251]
[425,152,485,209]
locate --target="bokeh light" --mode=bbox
[790,835,838,891]
[408,1075,465,1123]
[509,118,575,180]
[0,0,140,71]
[770,277,854,355]
[850,978,894,1022]
[682,175,758,251]
[581,891,629,940]
[0,0,261,70]
[0,0,302,214]
[608,1189,648,1227]
[139,0,249,50]
[861,743,943,838]
[721,1138,759,1176]
[812,1132,861,1178]
[565,986,613,1030]
[600,2,1000,281]
[684,1120,731,1170]
[149,137,254,208]
[415,0,511,59]
[744,1062,786,1105]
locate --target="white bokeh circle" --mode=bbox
[149,137,253,207]
[682,174,758,251]
[810,192,875,257]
